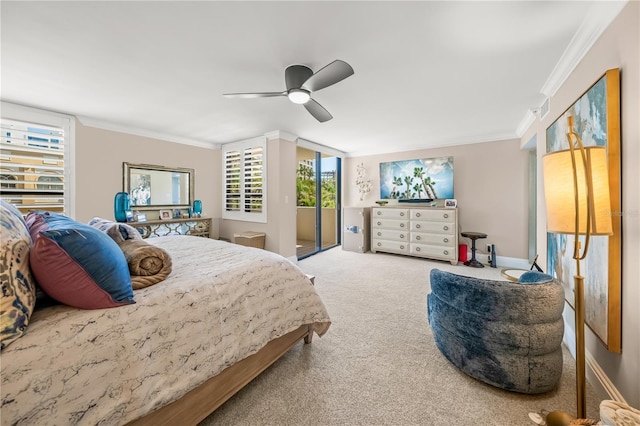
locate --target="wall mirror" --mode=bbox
[123,162,194,209]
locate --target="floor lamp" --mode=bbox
[542,116,613,424]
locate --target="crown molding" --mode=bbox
[516,110,537,138]
[77,115,219,150]
[264,130,298,142]
[540,1,628,97]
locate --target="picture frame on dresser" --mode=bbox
[445,199,457,207]
[125,210,134,222]
[159,209,172,220]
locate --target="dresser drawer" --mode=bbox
[411,232,455,247]
[410,208,455,222]
[410,221,454,234]
[410,243,456,259]
[372,239,410,254]
[372,229,408,242]
[372,218,409,230]
[372,208,409,220]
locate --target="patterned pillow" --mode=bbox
[26,211,135,309]
[88,217,142,244]
[0,201,37,350]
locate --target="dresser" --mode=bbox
[371,206,458,265]
[129,217,212,239]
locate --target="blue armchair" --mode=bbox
[427,269,565,394]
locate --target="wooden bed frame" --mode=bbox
[127,324,313,425]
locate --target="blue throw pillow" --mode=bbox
[26,211,134,309]
[518,271,554,284]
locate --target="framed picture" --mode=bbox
[125,210,134,223]
[545,68,621,353]
[173,209,182,218]
[444,199,457,208]
[136,213,147,223]
[159,209,172,220]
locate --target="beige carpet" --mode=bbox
[200,248,601,426]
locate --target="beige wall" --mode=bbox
[522,1,639,408]
[219,137,297,259]
[343,139,531,261]
[74,121,220,226]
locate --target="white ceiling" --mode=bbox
[0,1,627,157]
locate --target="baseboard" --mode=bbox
[563,318,628,405]
[496,256,530,269]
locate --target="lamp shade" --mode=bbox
[542,146,613,235]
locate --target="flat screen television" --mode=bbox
[379,156,454,200]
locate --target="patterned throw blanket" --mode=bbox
[89,217,172,288]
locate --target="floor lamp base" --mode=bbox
[545,411,575,426]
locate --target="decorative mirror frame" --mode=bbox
[123,162,194,210]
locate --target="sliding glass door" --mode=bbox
[296,147,341,259]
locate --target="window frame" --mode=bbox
[0,101,75,217]
[221,136,267,223]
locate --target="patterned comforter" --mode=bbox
[1,236,331,425]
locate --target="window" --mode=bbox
[0,102,74,215]
[222,136,266,222]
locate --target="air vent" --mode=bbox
[540,97,550,119]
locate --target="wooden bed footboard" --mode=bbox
[127,324,312,426]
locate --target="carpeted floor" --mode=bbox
[200,247,601,426]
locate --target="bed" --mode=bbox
[1,220,331,425]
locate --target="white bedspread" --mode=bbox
[1,236,330,425]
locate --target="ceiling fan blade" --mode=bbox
[303,99,333,122]
[285,65,313,91]
[301,60,354,92]
[223,91,285,99]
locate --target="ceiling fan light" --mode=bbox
[288,89,310,104]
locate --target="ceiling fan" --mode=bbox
[223,60,354,123]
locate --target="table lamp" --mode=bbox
[542,115,613,423]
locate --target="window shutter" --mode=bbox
[0,118,66,213]
[222,137,266,222]
[243,146,263,213]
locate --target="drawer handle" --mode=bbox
[416,224,421,229]
[400,223,405,228]
[400,234,405,239]
[443,250,449,255]
[377,242,381,247]
[443,213,449,219]
[416,212,421,217]
[377,221,382,226]
[416,235,421,240]
[400,212,405,216]
[443,225,449,231]
[416,247,421,252]
[443,238,449,243]
[400,245,405,249]
[377,232,382,236]
[377,211,382,215]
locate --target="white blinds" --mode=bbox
[0,118,66,213]
[222,137,266,223]
[243,146,263,214]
